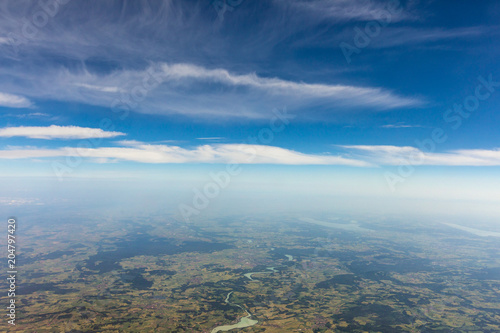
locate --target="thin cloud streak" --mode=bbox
[0,142,371,166]
[0,125,125,139]
[381,123,423,129]
[370,26,494,48]
[1,112,51,119]
[74,83,124,93]
[159,63,421,108]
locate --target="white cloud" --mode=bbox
[0,92,32,108]
[0,125,125,140]
[0,142,370,166]
[2,142,500,167]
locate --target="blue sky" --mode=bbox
[0,0,500,220]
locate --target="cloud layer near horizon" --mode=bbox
[0,141,370,166]
[341,145,500,166]
[1,140,500,167]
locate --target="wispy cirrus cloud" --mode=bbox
[0,92,33,108]
[0,62,423,120]
[369,26,494,48]
[157,62,421,108]
[0,1,491,123]
[279,0,415,23]
[0,125,125,140]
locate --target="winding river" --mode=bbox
[210,256,289,332]
[210,292,258,333]
[243,267,276,281]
